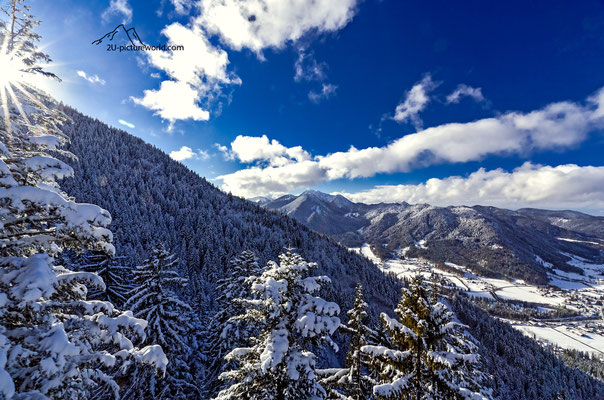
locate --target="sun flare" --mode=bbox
[0,51,25,89]
[0,35,41,134]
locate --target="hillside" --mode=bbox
[263,191,604,285]
[57,107,401,319]
[55,107,604,398]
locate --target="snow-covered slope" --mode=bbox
[57,107,400,322]
[55,107,604,399]
[263,192,604,285]
[356,244,604,357]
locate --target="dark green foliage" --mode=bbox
[453,296,604,399]
[123,244,200,399]
[363,275,489,399]
[556,349,604,382]
[57,107,402,390]
[471,297,580,321]
[74,252,133,307]
[215,252,341,400]
[205,250,264,394]
[321,283,376,400]
[55,106,604,399]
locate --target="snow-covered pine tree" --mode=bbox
[123,243,200,399]
[206,250,263,394]
[75,252,132,306]
[320,283,376,400]
[215,251,341,400]
[361,274,491,400]
[0,7,167,398]
[0,0,58,79]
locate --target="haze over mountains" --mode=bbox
[261,190,604,285]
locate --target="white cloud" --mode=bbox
[334,163,604,213]
[294,49,338,104]
[220,161,327,196]
[197,149,210,160]
[319,100,595,179]
[150,72,161,79]
[196,0,358,55]
[308,83,338,103]
[217,87,604,197]
[230,134,311,166]
[136,0,357,123]
[294,50,326,82]
[118,119,135,129]
[147,23,236,86]
[446,84,485,104]
[102,0,133,24]
[588,87,604,119]
[170,146,195,161]
[393,74,439,129]
[169,146,210,161]
[77,70,105,85]
[214,143,235,161]
[170,0,194,15]
[132,80,210,124]
[132,23,240,124]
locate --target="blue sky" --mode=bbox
[26,0,604,213]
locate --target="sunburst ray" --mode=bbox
[0,35,47,135]
[1,85,12,135]
[6,82,30,125]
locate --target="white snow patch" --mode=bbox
[513,323,604,356]
[557,237,602,246]
[535,255,553,268]
[349,243,381,265]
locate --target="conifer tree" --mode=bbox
[206,250,263,393]
[0,0,58,79]
[0,6,167,398]
[361,275,490,400]
[343,283,377,399]
[215,251,341,400]
[321,283,376,400]
[123,244,200,399]
[76,251,132,306]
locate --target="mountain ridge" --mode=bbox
[262,191,604,284]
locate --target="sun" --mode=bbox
[0,50,27,134]
[0,51,25,90]
[0,29,28,90]
[0,36,42,134]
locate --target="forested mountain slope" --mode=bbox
[57,106,400,317]
[56,106,604,398]
[263,191,604,284]
[453,297,604,400]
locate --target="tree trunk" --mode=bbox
[415,345,421,400]
[9,0,17,52]
[355,331,361,400]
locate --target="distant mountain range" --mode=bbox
[262,190,604,285]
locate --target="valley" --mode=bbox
[351,243,604,356]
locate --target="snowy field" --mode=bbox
[350,243,604,356]
[513,322,604,356]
